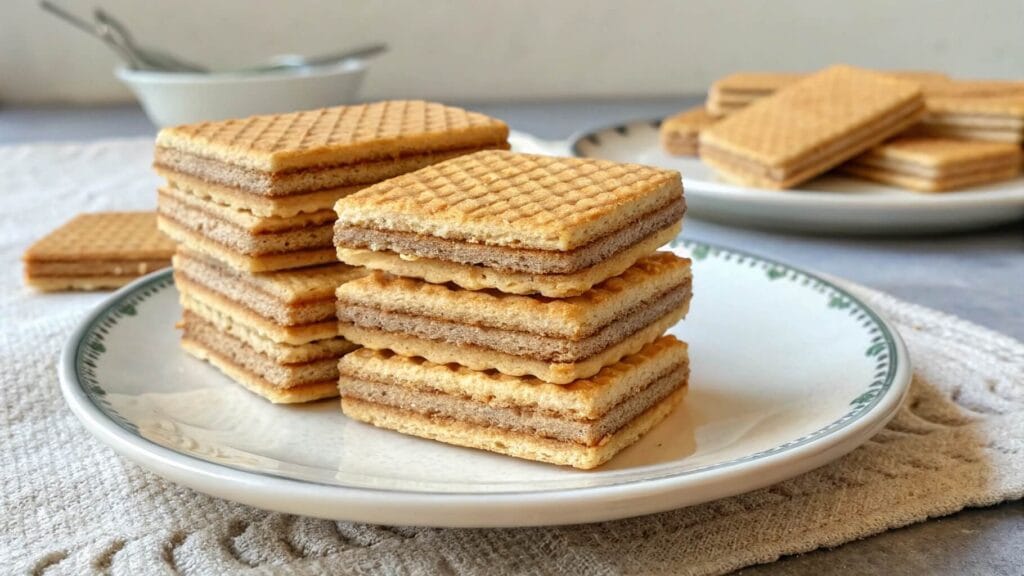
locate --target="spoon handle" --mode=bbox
[301,43,389,67]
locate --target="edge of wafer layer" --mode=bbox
[338,336,690,469]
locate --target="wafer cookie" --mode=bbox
[156,100,510,174]
[334,150,684,296]
[700,65,926,189]
[917,82,1024,144]
[181,336,341,403]
[339,336,689,469]
[660,106,718,156]
[24,212,176,291]
[843,137,1022,191]
[173,248,363,344]
[337,253,692,383]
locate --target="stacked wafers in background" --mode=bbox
[333,150,692,469]
[153,101,510,403]
[660,65,1024,192]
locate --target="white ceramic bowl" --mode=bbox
[116,60,367,127]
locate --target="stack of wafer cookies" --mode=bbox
[154,101,510,403]
[23,212,175,291]
[918,81,1024,144]
[700,65,926,189]
[657,66,1024,192]
[175,248,365,402]
[334,150,691,469]
[842,137,1022,192]
[155,100,509,271]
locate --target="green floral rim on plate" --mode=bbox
[71,238,899,493]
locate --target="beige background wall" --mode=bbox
[4,0,1023,104]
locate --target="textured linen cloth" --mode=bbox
[2,139,1022,575]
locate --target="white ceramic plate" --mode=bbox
[572,120,1024,234]
[60,239,910,527]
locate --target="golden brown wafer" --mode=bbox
[24,212,176,291]
[341,384,687,469]
[335,150,682,251]
[339,301,687,385]
[181,337,339,404]
[660,106,718,156]
[339,337,689,469]
[339,336,688,420]
[335,223,681,298]
[843,137,1022,191]
[158,214,337,272]
[156,101,510,173]
[699,65,925,189]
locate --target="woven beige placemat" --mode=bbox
[2,140,1022,575]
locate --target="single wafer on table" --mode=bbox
[334,150,685,297]
[659,106,718,156]
[174,247,364,402]
[23,211,175,291]
[842,136,1023,192]
[337,252,692,383]
[338,336,690,469]
[156,101,510,272]
[699,65,926,189]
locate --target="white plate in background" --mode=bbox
[570,120,1024,235]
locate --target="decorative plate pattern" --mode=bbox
[60,239,911,527]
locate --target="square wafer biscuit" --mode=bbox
[24,212,176,291]
[334,150,684,296]
[660,106,718,156]
[339,336,689,469]
[336,253,692,384]
[156,100,510,174]
[842,137,1022,191]
[699,65,926,189]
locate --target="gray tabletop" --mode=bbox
[2,101,1021,575]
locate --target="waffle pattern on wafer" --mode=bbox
[25,212,176,262]
[335,150,682,251]
[700,65,924,168]
[157,101,510,171]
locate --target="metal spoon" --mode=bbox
[40,2,385,75]
[40,1,207,72]
[260,43,389,71]
[93,7,208,72]
[40,1,143,68]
